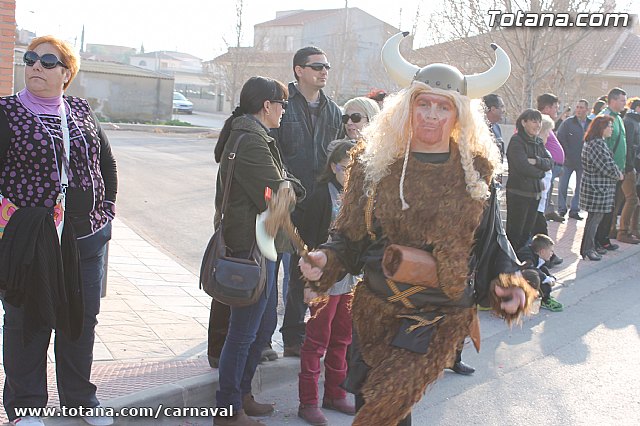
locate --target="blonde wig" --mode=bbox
[359,81,500,201]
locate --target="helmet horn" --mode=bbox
[381,32,420,87]
[465,44,511,99]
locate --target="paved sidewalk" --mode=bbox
[1,209,639,424]
[0,219,290,425]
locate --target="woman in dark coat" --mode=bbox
[505,109,553,250]
[211,76,296,426]
[579,116,623,260]
[0,35,117,426]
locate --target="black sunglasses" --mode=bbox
[301,62,331,71]
[23,51,68,69]
[342,113,366,124]
[270,100,288,109]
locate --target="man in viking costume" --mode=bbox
[299,32,538,425]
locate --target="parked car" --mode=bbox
[173,92,193,114]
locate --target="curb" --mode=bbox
[43,357,301,425]
[102,122,219,135]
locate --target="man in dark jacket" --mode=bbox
[271,46,344,356]
[623,97,640,238]
[557,99,591,220]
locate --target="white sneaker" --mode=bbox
[81,406,114,426]
[11,417,45,426]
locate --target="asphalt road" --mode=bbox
[172,111,227,129]
[108,130,218,274]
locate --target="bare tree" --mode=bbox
[221,0,248,110]
[416,0,623,116]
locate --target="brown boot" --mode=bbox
[242,394,274,416]
[616,231,640,244]
[214,409,265,425]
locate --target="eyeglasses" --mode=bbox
[270,100,288,109]
[23,51,68,69]
[300,63,331,71]
[342,113,367,124]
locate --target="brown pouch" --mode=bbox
[382,244,439,288]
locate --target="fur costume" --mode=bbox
[312,142,537,425]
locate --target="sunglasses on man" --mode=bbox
[342,113,367,124]
[300,63,331,71]
[23,51,68,69]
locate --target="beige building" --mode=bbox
[207,7,401,112]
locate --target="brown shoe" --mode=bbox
[242,394,274,416]
[283,343,301,357]
[616,231,640,244]
[322,397,356,415]
[214,409,265,425]
[298,404,328,426]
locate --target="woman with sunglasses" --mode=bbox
[579,116,624,261]
[0,36,117,426]
[212,76,304,426]
[341,97,380,141]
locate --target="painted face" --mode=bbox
[331,159,350,186]
[296,54,329,91]
[24,43,71,97]
[343,105,368,140]
[523,119,542,138]
[411,93,457,148]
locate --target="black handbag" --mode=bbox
[199,133,267,307]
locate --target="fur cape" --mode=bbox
[317,141,492,425]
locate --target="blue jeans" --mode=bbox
[558,165,583,214]
[216,258,278,411]
[2,221,111,421]
[280,252,291,306]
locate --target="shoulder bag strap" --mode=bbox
[218,133,247,224]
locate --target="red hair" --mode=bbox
[28,36,80,90]
[584,115,614,141]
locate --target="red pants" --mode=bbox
[298,293,353,405]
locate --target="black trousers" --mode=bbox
[279,252,308,346]
[506,192,540,251]
[531,211,549,237]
